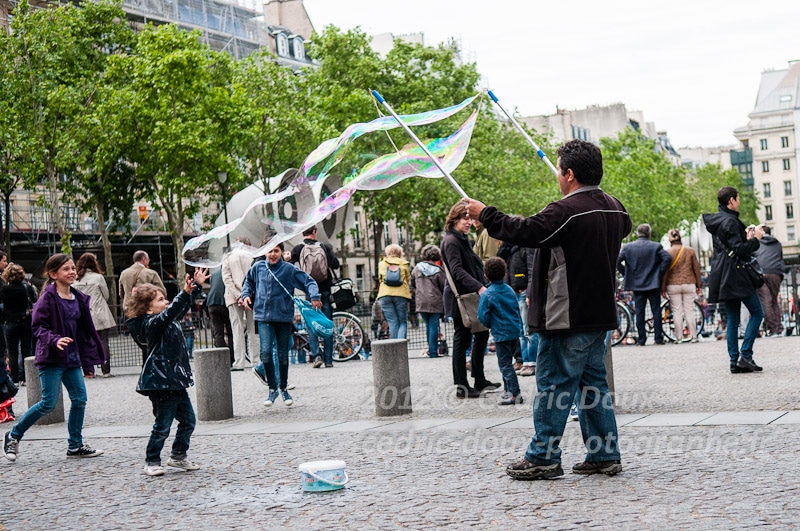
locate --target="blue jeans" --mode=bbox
[379,296,409,339]
[146,390,196,465]
[496,339,521,395]
[725,293,764,364]
[11,366,87,449]
[515,292,530,361]
[524,331,620,465]
[258,321,292,390]
[634,289,663,344]
[419,312,441,356]
[308,291,333,364]
[526,333,539,364]
[185,334,194,358]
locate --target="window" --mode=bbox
[383,224,391,246]
[760,139,768,150]
[291,37,305,60]
[784,159,791,171]
[356,264,365,295]
[276,33,289,56]
[762,161,770,173]
[765,205,773,221]
[789,225,796,241]
[781,136,790,148]
[353,212,362,248]
[787,203,794,220]
[742,140,749,149]
[785,180,793,196]
[763,183,771,198]
[398,227,405,246]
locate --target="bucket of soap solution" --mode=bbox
[299,460,349,492]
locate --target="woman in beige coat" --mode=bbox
[661,229,703,342]
[377,244,412,339]
[75,253,118,377]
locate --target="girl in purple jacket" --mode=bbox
[3,254,105,462]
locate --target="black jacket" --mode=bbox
[440,229,486,319]
[481,185,631,333]
[702,206,760,302]
[755,235,786,276]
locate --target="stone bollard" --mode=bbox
[193,347,234,421]
[604,335,615,405]
[24,357,65,425]
[371,339,412,417]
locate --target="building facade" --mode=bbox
[734,60,800,254]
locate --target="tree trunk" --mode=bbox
[161,194,186,281]
[1,191,8,257]
[46,160,67,250]
[95,199,117,309]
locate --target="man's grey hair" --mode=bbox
[636,224,651,239]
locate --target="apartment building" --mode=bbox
[734,60,800,254]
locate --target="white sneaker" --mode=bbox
[144,465,164,476]
[569,404,579,421]
[167,457,201,471]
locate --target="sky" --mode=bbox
[303,0,800,148]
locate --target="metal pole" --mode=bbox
[371,90,468,199]
[487,90,558,176]
[221,184,230,250]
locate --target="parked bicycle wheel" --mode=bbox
[331,312,364,362]
[612,301,632,346]
[660,300,705,342]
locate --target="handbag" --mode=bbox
[720,239,766,289]
[266,264,334,339]
[441,262,488,333]
[330,276,357,311]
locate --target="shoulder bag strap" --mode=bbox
[440,260,461,298]
[667,246,684,272]
[265,263,294,299]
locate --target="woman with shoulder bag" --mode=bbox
[661,229,703,343]
[0,263,38,386]
[440,202,500,399]
[74,253,118,378]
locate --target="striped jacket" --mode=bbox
[480,185,631,333]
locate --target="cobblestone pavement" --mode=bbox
[2,335,799,529]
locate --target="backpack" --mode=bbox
[384,264,403,287]
[299,242,329,283]
[507,246,528,291]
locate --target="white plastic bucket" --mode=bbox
[298,460,349,492]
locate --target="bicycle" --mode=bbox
[645,299,705,342]
[612,300,633,346]
[293,311,365,362]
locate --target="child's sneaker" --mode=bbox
[569,404,579,421]
[3,431,19,462]
[281,390,293,406]
[66,444,104,458]
[144,464,164,476]
[264,389,279,406]
[167,457,201,471]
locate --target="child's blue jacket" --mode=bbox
[478,281,523,342]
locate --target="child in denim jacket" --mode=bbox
[478,257,523,405]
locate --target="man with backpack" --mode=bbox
[291,225,340,368]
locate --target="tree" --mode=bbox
[0,0,132,253]
[105,24,237,279]
[689,163,759,224]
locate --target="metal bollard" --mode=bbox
[371,339,412,417]
[193,347,234,421]
[23,357,65,425]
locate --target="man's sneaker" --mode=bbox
[167,457,201,470]
[513,361,523,374]
[519,365,536,377]
[264,389,279,406]
[324,363,333,368]
[313,356,323,368]
[498,394,523,406]
[144,465,165,476]
[281,390,293,406]
[506,458,564,480]
[3,431,19,462]
[730,364,749,374]
[569,404,580,421]
[66,444,104,458]
[572,460,623,476]
[252,365,268,387]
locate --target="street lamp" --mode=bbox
[217,171,231,250]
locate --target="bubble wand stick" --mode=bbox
[371,89,468,198]
[487,90,558,176]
